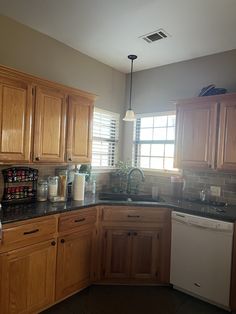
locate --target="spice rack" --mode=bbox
[2,167,38,203]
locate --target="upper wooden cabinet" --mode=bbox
[0,76,32,162]
[175,94,236,170]
[175,99,218,169]
[33,86,67,163]
[66,94,93,163]
[217,100,236,170]
[0,65,96,164]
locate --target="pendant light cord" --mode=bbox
[129,59,134,110]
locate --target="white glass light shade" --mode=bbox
[123,109,136,121]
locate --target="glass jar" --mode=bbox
[37,180,48,201]
[48,176,59,198]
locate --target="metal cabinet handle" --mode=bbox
[0,220,2,242]
[74,218,86,223]
[35,157,40,161]
[68,157,72,161]
[127,215,140,218]
[61,239,65,244]
[133,232,138,236]
[23,228,39,235]
[51,241,56,246]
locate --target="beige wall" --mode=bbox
[122,49,236,160]
[0,15,126,115]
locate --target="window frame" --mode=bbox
[92,107,120,169]
[133,111,178,173]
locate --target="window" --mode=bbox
[92,108,120,167]
[133,112,176,170]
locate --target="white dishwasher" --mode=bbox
[170,211,233,310]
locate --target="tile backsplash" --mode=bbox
[182,169,236,204]
[1,165,236,205]
[138,169,236,205]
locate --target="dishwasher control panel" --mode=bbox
[172,211,233,232]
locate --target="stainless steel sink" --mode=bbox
[98,192,163,202]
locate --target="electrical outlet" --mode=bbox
[210,186,221,197]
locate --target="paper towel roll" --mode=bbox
[73,173,86,200]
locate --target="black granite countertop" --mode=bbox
[1,196,236,225]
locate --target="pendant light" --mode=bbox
[123,54,137,121]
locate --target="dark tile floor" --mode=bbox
[42,285,228,314]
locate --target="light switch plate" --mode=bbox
[210,186,221,197]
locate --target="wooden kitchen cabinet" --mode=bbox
[130,230,160,280]
[175,99,218,169]
[0,65,96,164]
[102,228,161,282]
[56,226,95,301]
[66,94,94,163]
[0,238,56,314]
[56,207,98,301]
[102,228,131,279]
[33,85,67,163]
[217,99,236,170]
[0,75,32,162]
[101,206,171,284]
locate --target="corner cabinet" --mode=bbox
[174,93,236,171]
[100,206,171,284]
[66,94,93,163]
[33,86,67,163]
[175,99,218,169]
[0,75,33,163]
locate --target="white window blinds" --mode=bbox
[92,108,120,167]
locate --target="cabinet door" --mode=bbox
[56,227,94,301]
[130,230,160,280]
[102,229,131,279]
[217,101,236,170]
[33,85,67,162]
[66,95,93,163]
[0,76,32,162]
[0,239,56,314]
[175,101,218,169]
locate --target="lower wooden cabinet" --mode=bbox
[0,206,171,313]
[56,227,95,301]
[102,228,163,283]
[102,229,131,279]
[0,238,56,314]
[130,230,160,280]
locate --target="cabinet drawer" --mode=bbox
[3,217,57,247]
[59,209,97,232]
[102,206,169,223]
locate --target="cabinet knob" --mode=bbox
[51,241,56,246]
[35,157,40,161]
[127,232,131,236]
[61,239,65,244]
[68,157,72,162]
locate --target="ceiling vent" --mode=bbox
[140,29,170,43]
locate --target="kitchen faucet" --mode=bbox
[126,167,145,194]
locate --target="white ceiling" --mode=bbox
[1,0,236,73]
